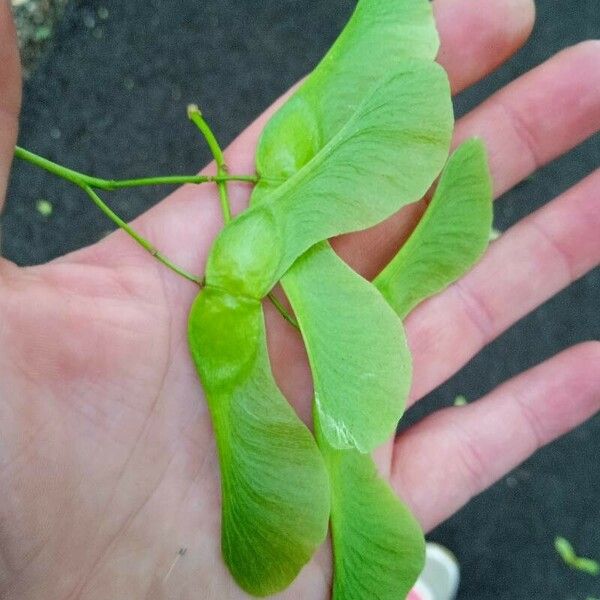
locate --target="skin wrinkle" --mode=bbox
[71,466,168,600]
[508,388,545,454]
[445,414,494,499]
[526,217,576,284]
[6,418,94,589]
[145,445,221,598]
[0,417,47,478]
[69,425,171,600]
[16,450,99,587]
[495,98,542,174]
[455,41,600,198]
[132,458,189,600]
[39,259,153,303]
[450,278,496,344]
[1,426,66,577]
[64,327,172,599]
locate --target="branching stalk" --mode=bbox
[80,185,202,285]
[15,141,295,327]
[14,146,257,190]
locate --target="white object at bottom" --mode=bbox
[408,543,460,600]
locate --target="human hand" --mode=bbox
[1,0,599,598]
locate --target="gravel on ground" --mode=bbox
[10,0,69,78]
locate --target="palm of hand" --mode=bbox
[2,210,342,598]
[2,1,600,599]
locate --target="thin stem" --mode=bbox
[81,184,202,285]
[14,146,257,190]
[187,105,233,224]
[186,108,296,329]
[267,292,299,330]
[101,173,258,189]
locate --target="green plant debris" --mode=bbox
[555,537,600,576]
[33,25,52,42]
[454,395,469,407]
[36,199,53,217]
[490,227,502,241]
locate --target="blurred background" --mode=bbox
[4,1,599,598]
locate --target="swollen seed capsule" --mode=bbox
[205,206,283,299]
[188,287,260,388]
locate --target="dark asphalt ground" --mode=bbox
[4,1,599,598]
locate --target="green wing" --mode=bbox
[316,414,426,600]
[206,62,453,298]
[374,139,493,318]
[283,242,411,453]
[252,0,440,203]
[269,63,452,269]
[188,288,330,596]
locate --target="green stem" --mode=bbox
[185,107,295,327]
[267,292,300,330]
[187,105,233,224]
[80,185,202,285]
[14,146,257,190]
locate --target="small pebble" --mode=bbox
[83,13,96,29]
[171,86,182,101]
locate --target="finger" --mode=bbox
[435,0,535,95]
[407,167,600,404]
[0,1,21,205]
[455,40,600,197]
[391,342,600,531]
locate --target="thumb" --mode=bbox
[0,0,22,208]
